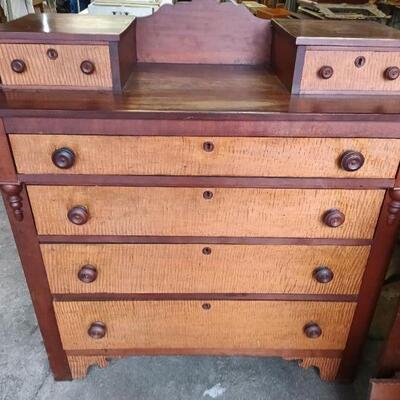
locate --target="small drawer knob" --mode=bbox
[202,303,211,310]
[323,209,345,228]
[318,66,333,80]
[385,66,400,81]
[304,322,322,339]
[47,48,58,60]
[67,206,89,225]
[203,141,214,152]
[340,150,365,172]
[88,321,106,339]
[78,265,98,284]
[52,147,76,169]
[80,60,95,75]
[313,266,334,284]
[11,59,26,73]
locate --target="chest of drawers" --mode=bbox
[1,0,400,383]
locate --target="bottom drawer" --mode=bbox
[54,301,356,351]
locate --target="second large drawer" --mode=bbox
[28,186,384,239]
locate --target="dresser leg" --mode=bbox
[67,356,110,379]
[285,357,341,381]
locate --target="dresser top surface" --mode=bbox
[1,63,400,119]
[273,19,400,47]
[0,14,135,42]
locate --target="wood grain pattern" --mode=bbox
[0,44,112,88]
[41,244,370,295]
[54,300,356,351]
[10,135,400,179]
[136,0,271,65]
[67,356,109,379]
[301,50,400,93]
[28,186,384,239]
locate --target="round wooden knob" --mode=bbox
[78,265,98,283]
[385,66,400,81]
[340,150,365,172]
[88,322,106,339]
[313,266,334,284]
[304,322,322,339]
[47,48,58,60]
[67,206,89,225]
[203,141,214,152]
[11,59,26,73]
[52,147,76,169]
[323,209,345,228]
[80,60,95,75]
[318,65,333,80]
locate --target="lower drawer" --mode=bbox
[42,244,370,295]
[54,300,356,351]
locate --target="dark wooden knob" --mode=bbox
[385,66,400,81]
[52,147,76,169]
[340,150,365,172]
[78,265,98,283]
[318,65,333,80]
[88,321,106,339]
[313,266,334,284]
[203,141,214,152]
[323,209,345,228]
[67,206,89,225]
[47,48,58,60]
[80,60,95,75]
[11,59,26,73]
[202,303,211,310]
[304,322,322,339]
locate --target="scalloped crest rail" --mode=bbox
[135,0,271,65]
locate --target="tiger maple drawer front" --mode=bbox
[9,135,400,178]
[42,244,370,295]
[0,44,112,89]
[301,49,400,93]
[54,301,356,351]
[28,186,384,239]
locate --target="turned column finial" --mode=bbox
[0,184,24,221]
[388,189,400,225]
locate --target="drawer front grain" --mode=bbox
[42,244,370,295]
[28,186,384,239]
[54,301,356,351]
[301,50,400,93]
[0,44,112,88]
[9,135,400,178]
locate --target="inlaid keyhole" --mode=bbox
[354,56,366,68]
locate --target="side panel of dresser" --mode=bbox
[0,119,71,380]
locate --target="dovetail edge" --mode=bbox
[0,184,23,221]
[388,189,400,225]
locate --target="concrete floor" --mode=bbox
[0,201,380,400]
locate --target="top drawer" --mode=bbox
[9,135,400,178]
[0,44,112,89]
[301,49,400,94]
